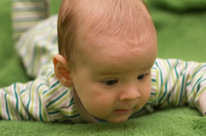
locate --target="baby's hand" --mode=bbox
[198,91,206,116]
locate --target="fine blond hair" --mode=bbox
[57,0,155,71]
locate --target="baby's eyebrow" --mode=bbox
[95,70,126,76]
[140,64,154,70]
[96,64,153,76]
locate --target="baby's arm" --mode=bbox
[151,58,206,115]
[0,69,77,122]
[0,78,49,121]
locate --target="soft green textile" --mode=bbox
[0,0,206,135]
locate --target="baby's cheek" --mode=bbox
[139,83,151,103]
[89,96,113,117]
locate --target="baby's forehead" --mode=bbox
[76,0,152,37]
[73,0,157,64]
[77,32,157,70]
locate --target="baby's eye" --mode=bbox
[137,74,146,80]
[103,80,118,86]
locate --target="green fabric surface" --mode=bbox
[0,0,206,135]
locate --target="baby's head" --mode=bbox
[53,0,157,123]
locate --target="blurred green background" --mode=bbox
[0,0,61,87]
[0,1,206,135]
[0,0,206,87]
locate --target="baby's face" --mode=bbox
[71,32,157,123]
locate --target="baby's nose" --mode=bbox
[118,85,140,101]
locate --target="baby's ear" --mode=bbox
[53,54,73,87]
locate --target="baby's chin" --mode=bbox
[101,115,130,124]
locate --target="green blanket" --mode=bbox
[0,0,206,135]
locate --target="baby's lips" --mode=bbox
[114,108,132,115]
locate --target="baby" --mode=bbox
[1,0,206,124]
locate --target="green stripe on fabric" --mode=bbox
[46,90,68,107]
[5,92,15,120]
[154,65,160,104]
[196,79,206,94]
[151,67,156,70]
[166,60,172,105]
[167,92,171,105]
[151,92,155,95]
[42,100,49,122]
[190,76,203,95]
[29,81,36,115]
[14,84,18,111]
[179,62,187,106]
[188,75,204,108]
[21,83,29,100]
[186,63,203,86]
[14,84,23,120]
[178,73,185,106]
[58,113,81,122]
[32,81,49,121]
[171,69,175,87]
[195,79,206,106]
[152,79,156,82]
[49,111,60,114]
[175,78,180,106]
[59,109,79,117]
[4,93,10,120]
[173,60,181,106]
[166,60,171,69]
[192,65,206,79]
[39,88,43,122]
[47,71,54,77]
[147,68,159,104]
[69,97,74,107]
[41,90,49,122]
[21,89,27,99]
[26,82,34,120]
[158,60,170,103]
[31,82,48,121]
[151,82,156,86]
[18,85,25,120]
[174,59,179,79]
[169,61,177,103]
[155,61,163,104]
[161,81,167,103]
[174,60,180,106]
[43,81,60,95]
[47,92,70,110]
[65,113,81,118]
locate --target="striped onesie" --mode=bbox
[1,0,205,123]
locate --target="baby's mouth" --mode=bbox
[114,108,132,115]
